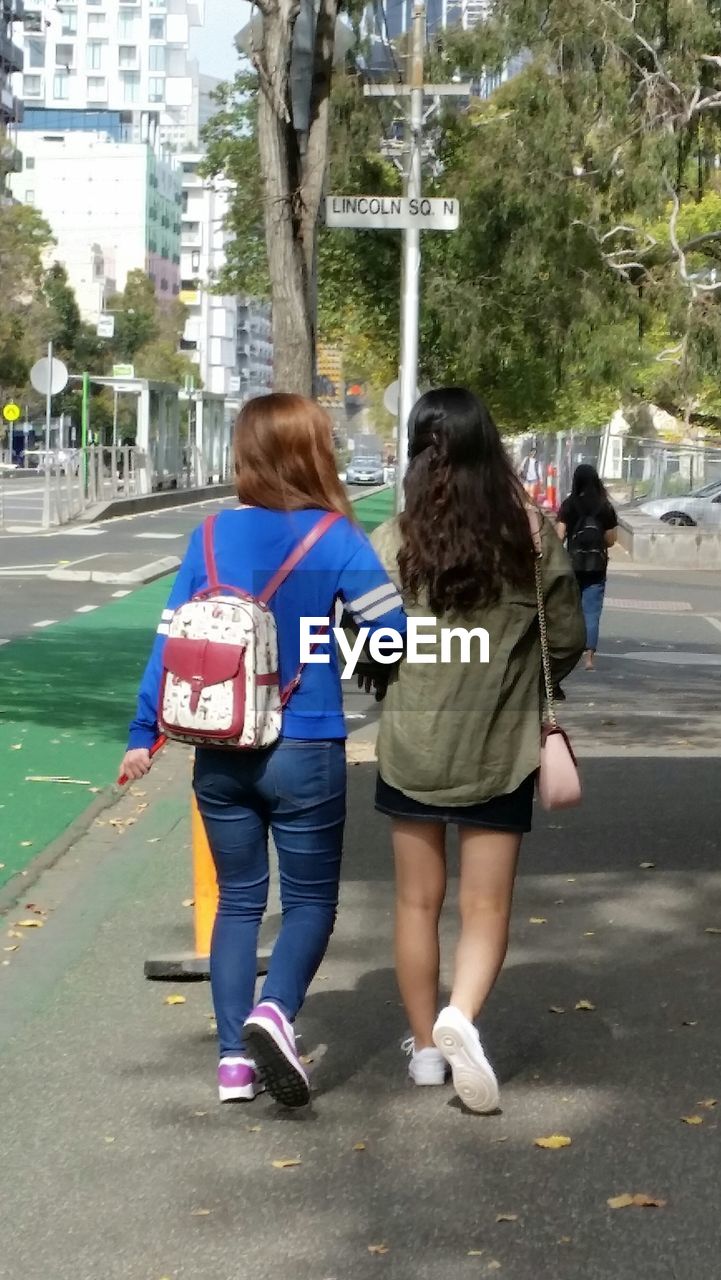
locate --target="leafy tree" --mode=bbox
[0,203,55,394]
[105,269,198,385]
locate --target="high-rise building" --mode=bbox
[15,0,204,138]
[1,0,24,198]
[8,0,203,312]
[178,150,238,398]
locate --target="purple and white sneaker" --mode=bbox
[242,1001,310,1109]
[217,1056,264,1103]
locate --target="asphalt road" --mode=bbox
[0,486,370,640]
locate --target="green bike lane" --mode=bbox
[0,488,395,892]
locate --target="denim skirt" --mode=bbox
[375,772,535,832]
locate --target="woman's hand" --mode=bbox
[119,748,152,781]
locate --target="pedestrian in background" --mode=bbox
[556,464,618,671]
[519,444,542,498]
[120,393,407,1109]
[369,389,585,1113]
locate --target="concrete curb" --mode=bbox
[0,785,120,916]
[83,482,236,524]
[48,555,180,585]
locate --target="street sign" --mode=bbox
[2,402,20,422]
[112,364,135,379]
[325,195,459,231]
[364,83,472,97]
[30,356,69,397]
[97,315,116,339]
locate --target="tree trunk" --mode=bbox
[254,0,338,397]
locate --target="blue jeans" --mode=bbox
[579,579,606,652]
[194,740,346,1057]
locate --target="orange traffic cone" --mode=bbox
[542,465,558,512]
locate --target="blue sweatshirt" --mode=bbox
[128,506,407,750]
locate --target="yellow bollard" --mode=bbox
[191,794,219,958]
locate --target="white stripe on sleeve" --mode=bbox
[354,591,404,623]
[347,582,399,617]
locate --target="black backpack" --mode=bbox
[569,511,608,574]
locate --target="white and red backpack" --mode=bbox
[158,512,340,749]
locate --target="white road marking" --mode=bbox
[0,639,10,646]
[602,650,721,666]
[111,590,132,598]
[62,528,106,536]
[703,615,721,636]
[33,620,56,629]
[134,532,183,540]
[605,598,692,612]
[75,605,99,614]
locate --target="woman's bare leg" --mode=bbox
[393,820,447,1048]
[450,828,522,1022]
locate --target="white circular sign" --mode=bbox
[383,380,420,417]
[30,357,69,397]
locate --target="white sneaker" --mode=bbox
[432,1006,499,1113]
[401,1036,448,1086]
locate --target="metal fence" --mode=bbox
[0,442,231,532]
[507,429,721,503]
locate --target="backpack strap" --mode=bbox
[202,514,220,592]
[258,511,342,605]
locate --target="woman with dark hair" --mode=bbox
[556,464,618,671]
[120,393,407,1109]
[369,388,585,1113]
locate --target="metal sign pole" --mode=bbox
[396,4,425,515]
[42,340,53,529]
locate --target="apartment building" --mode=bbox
[1,0,24,197]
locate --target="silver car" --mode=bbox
[347,455,385,485]
[638,478,721,527]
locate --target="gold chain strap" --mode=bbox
[534,549,557,730]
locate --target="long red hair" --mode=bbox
[234,393,353,518]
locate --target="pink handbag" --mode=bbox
[529,510,583,811]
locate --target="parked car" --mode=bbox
[637,478,721,527]
[346,454,385,485]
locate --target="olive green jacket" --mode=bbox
[369,513,586,806]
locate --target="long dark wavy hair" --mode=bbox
[398,388,535,615]
[570,464,608,516]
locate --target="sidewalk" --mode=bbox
[1,730,721,1279]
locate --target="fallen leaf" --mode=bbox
[104,1136,115,1144]
[271,1158,302,1169]
[529,917,547,925]
[193,1111,208,1117]
[639,862,656,870]
[534,1135,572,1150]
[704,927,721,935]
[7,930,22,939]
[583,932,595,938]
[130,789,147,797]
[566,876,576,882]
[367,1244,389,1256]
[682,1020,698,1027]
[558,1236,572,1244]
[3,945,18,953]
[353,1142,367,1152]
[147,837,161,844]
[490,1136,509,1144]
[697,1099,717,1109]
[495,1213,518,1223]
[10,743,22,750]
[191,1208,212,1217]
[554,899,565,905]
[575,1000,595,1011]
[299,1053,314,1066]
[182,898,194,908]
[681,1115,703,1125]
[486,1263,502,1272]
[164,994,186,1006]
[247,1124,261,1132]
[14,919,43,929]
[608,1193,666,1209]
[19,841,33,848]
[549,1006,565,1015]
[467,1251,484,1257]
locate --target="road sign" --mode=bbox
[30,356,69,397]
[112,364,135,379]
[325,195,460,231]
[97,315,116,339]
[2,402,20,422]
